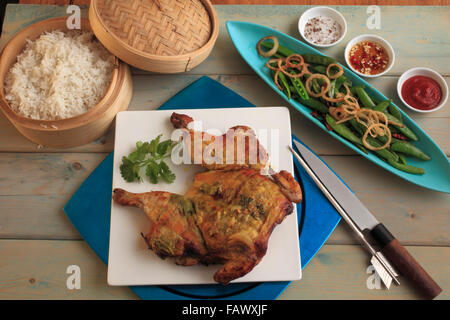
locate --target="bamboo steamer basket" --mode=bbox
[0,17,133,148]
[89,0,219,73]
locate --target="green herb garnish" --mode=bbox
[120,135,178,184]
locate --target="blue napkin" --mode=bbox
[64,76,340,300]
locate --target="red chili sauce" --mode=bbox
[349,41,389,75]
[401,75,442,110]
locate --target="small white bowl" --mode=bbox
[397,67,448,113]
[298,6,347,48]
[344,34,395,78]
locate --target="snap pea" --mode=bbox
[261,41,336,66]
[360,118,426,165]
[312,79,321,94]
[366,128,425,164]
[302,54,336,66]
[298,97,329,114]
[375,132,398,144]
[391,141,431,161]
[374,100,392,112]
[272,53,284,59]
[354,87,376,109]
[387,159,425,175]
[375,131,420,152]
[289,72,309,100]
[350,85,365,95]
[348,118,365,136]
[279,75,291,100]
[371,97,381,105]
[398,153,408,165]
[328,79,336,98]
[348,119,399,162]
[313,65,327,74]
[391,137,406,144]
[365,137,399,162]
[388,104,403,123]
[385,113,418,141]
[273,70,291,99]
[326,114,363,146]
[335,76,351,92]
[261,41,294,57]
[292,76,328,113]
[389,125,399,134]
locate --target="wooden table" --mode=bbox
[0,3,448,300]
[16,1,450,5]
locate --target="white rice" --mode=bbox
[4,30,115,120]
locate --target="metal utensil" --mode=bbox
[290,141,442,299]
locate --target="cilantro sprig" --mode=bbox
[120,135,178,184]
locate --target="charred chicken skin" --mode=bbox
[113,113,302,285]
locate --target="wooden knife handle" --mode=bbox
[371,224,442,299]
[383,239,442,299]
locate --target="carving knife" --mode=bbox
[290,140,442,299]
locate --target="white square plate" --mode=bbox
[108,107,301,286]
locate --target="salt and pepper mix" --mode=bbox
[304,16,342,46]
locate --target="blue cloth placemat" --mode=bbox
[64,76,341,300]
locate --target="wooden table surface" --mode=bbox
[17,0,450,5]
[0,3,449,300]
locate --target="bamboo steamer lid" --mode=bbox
[89,0,219,73]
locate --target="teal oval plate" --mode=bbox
[227,21,450,194]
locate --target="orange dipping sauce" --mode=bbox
[401,75,442,110]
[349,41,389,75]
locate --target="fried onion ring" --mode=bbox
[286,54,304,67]
[326,63,344,79]
[305,74,330,98]
[323,92,346,103]
[362,123,392,151]
[257,36,279,57]
[266,58,282,71]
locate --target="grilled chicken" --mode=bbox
[112,113,302,284]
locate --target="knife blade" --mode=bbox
[289,142,398,288]
[293,140,378,232]
[291,140,442,299]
